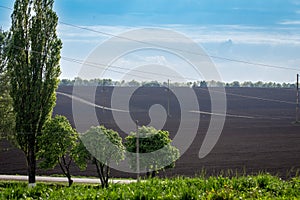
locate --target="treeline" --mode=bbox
[60,77,297,88]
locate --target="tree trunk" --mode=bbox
[104,165,110,188]
[151,170,157,178]
[146,172,150,179]
[146,170,156,179]
[94,158,105,188]
[67,175,73,187]
[59,156,73,187]
[65,160,73,187]
[27,135,36,186]
[94,158,110,188]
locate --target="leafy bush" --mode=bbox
[125,126,180,178]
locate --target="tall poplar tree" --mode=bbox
[0,30,14,140]
[7,0,62,185]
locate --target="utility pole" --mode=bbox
[167,79,170,117]
[135,120,140,182]
[102,79,105,112]
[296,74,299,123]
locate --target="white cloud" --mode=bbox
[173,24,300,45]
[279,20,300,25]
[58,23,300,46]
[58,24,132,43]
[58,23,300,82]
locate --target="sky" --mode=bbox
[1,0,300,83]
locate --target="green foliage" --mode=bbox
[71,139,91,171]
[1,174,300,199]
[0,30,15,142]
[142,80,160,87]
[38,115,75,169]
[125,126,180,176]
[81,126,125,165]
[6,0,62,184]
[80,126,125,187]
[37,115,86,186]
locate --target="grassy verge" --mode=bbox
[1,174,299,199]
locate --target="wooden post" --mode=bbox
[135,120,140,182]
[167,79,170,117]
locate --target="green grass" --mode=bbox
[1,174,300,199]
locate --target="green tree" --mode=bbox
[6,0,62,185]
[37,115,88,187]
[200,81,207,88]
[127,79,140,87]
[142,81,161,87]
[231,81,240,88]
[241,81,254,88]
[0,30,15,142]
[125,126,180,178]
[80,126,125,188]
[254,81,264,88]
[59,79,74,86]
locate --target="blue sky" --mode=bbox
[52,0,298,26]
[1,0,300,82]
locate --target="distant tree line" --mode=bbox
[59,77,297,88]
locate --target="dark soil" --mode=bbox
[1,86,299,179]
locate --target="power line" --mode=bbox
[56,92,128,112]
[195,87,295,105]
[1,4,299,72]
[59,22,299,72]
[62,45,299,106]
[0,5,12,10]
[61,57,151,80]
[61,57,196,81]
[8,43,297,105]
[57,91,294,121]
[6,44,298,106]
[1,5,298,106]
